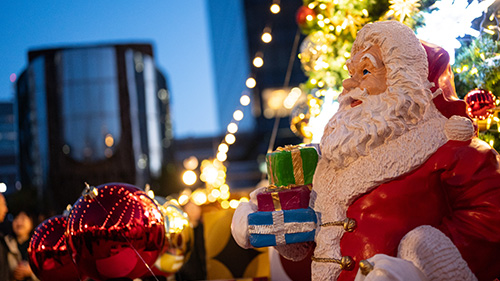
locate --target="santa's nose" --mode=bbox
[341,77,359,94]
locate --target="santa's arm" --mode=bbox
[398,138,500,280]
[435,139,500,279]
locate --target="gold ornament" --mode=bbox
[290,101,313,140]
[299,31,336,73]
[155,200,194,274]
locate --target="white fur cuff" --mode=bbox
[398,225,477,281]
[231,201,257,249]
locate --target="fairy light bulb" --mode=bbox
[270,3,280,14]
[262,32,272,43]
[246,77,256,89]
[240,95,250,106]
[227,123,238,134]
[229,199,239,209]
[216,151,227,162]
[218,143,229,153]
[233,110,244,121]
[192,190,207,205]
[253,56,264,68]
[225,134,236,144]
[182,170,197,186]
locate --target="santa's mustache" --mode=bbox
[338,88,369,109]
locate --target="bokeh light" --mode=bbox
[105,134,114,147]
[221,200,230,209]
[233,110,244,121]
[246,77,256,89]
[229,199,239,209]
[253,56,264,68]
[240,95,251,106]
[218,143,229,153]
[183,156,199,170]
[270,4,280,14]
[225,134,236,144]
[192,189,207,205]
[182,170,197,186]
[227,123,238,134]
[216,151,227,162]
[261,32,272,43]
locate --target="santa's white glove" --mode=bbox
[354,254,428,281]
[230,186,266,249]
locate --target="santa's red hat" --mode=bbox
[422,41,471,120]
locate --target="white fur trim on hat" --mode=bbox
[445,115,475,141]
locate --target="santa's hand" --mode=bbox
[230,186,266,249]
[354,254,428,281]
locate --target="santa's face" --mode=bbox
[321,23,434,170]
[342,45,387,106]
[321,45,409,169]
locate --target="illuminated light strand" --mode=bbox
[179,90,252,208]
[177,0,285,208]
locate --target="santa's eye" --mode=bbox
[363,69,370,75]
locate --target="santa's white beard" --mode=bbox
[321,88,414,170]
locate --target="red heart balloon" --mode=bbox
[66,183,165,281]
[28,215,81,281]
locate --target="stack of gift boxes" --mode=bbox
[248,145,319,248]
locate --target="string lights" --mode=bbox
[177,88,254,209]
[175,0,295,209]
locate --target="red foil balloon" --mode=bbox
[66,183,165,281]
[465,89,496,120]
[28,215,81,281]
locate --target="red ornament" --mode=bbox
[296,6,316,26]
[465,89,496,119]
[66,183,165,281]
[28,215,82,281]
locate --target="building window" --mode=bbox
[59,47,121,162]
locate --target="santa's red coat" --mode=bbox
[338,138,500,280]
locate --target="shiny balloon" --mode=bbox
[66,182,165,281]
[153,201,194,274]
[28,215,81,281]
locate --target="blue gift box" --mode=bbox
[248,207,317,248]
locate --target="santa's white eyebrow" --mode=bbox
[360,53,378,68]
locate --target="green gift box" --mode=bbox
[266,145,318,188]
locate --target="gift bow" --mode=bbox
[272,145,305,186]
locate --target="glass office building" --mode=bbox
[16,43,175,213]
[0,102,17,195]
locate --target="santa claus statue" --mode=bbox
[232,21,500,281]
